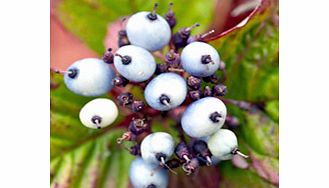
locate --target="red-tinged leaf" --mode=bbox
[249,151,279,186]
[205,0,272,42]
[50,14,97,70]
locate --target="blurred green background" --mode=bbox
[50,0,278,187]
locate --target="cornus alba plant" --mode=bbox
[54,3,251,188]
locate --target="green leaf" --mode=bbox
[51,74,135,188]
[218,161,277,188]
[56,0,216,54]
[212,3,279,103]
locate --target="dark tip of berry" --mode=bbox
[165,2,176,28]
[117,92,133,106]
[115,53,132,65]
[112,76,129,87]
[187,76,201,90]
[91,115,102,129]
[155,152,167,162]
[146,184,157,188]
[129,118,147,135]
[159,94,170,106]
[201,55,213,64]
[103,48,114,64]
[189,90,202,101]
[213,84,227,96]
[209,111,222,123]
[147,3,158,20]
[192,140,212,158]
[175,142,190,160]
[67,68,78,79]
[131,101,145,112]
[203,86,212,97]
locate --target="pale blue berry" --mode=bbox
[114,45,156,82]
[141,132,175,165]
[126,4,171,52]
[207,129,248,160]
[181,42,220,77]
[129,157,169,188]
[181,97,227,138]
[64,58,115,97]
[144,73,187,111]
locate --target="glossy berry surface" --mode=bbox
[79,98,118,129]
[114,45,156,82]
[141,132,175,165]
[126,11,171,51]
[144,72,187,111]
[181,42,220,77]
[181,97,227,138]
[207,129,238,160]
[129,157,169,188]
[64,58,115,96]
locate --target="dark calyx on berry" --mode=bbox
[67,68,78,79]
[203,86,212,97]
[91,115,102,129]
[112,76,129,87]
[175,142,191,161]
[189,90,202,101]
[118,30,130,47]
[115,53,132,65]
[165,50,180,68]
[131,100,145,112]
[117,92,133,106]
[187,76,201,90]
[146,184,157,188]
[173,23,200,49]
[159,94,170,106]
[155,152,167,162]
[213,84,227,96]
[201,55,213,64]
[209,111,222,123]
[103,48,114,64]
[128,118,148,135]
[147,3,158,20]
[165,2,176,28]
[192,140,212,165]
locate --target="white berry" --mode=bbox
[129,157,169,188]
[126,9,171,52]
[207,129,238,160]
[144,73,187,111]
[141,132,175,165]
[79,98,118,129]
[181,97,227,138]
[181,42,220,77]
[114,45,156,82]
[64,58,115,97]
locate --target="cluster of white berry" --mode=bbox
[55,3,248,188]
